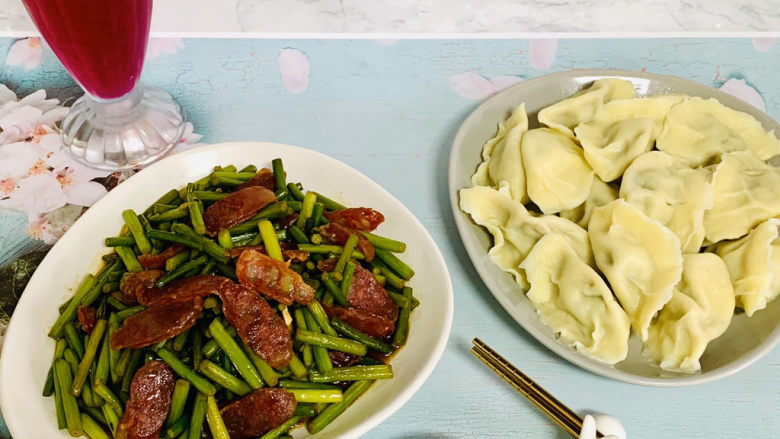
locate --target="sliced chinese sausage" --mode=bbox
[203,186,277,237]
[328,350,361,367]
[226,246,309,263]
[77,306,97,334]
[219,282,293,369]
[110,298,203,350]
[137,244,186,270]
[321,264,398,339]
[278,212,299,229]
[119,270,164,305]
[237,168,276,191]
[317,257,338,273]
[116,361,175,439]
[136,274,232,307]
[324,207,385,231]
[236,249,314,305]
[282,249,310,262]
[347,263,398,322]
[220,388,297,439]
[323,304,396,340]
[317,222,375,262]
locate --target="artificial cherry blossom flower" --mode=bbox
[528,38,558,70]
[171,122,205,154]
[278,48,310,94]
[5,37,43,70]
[1,84,205,244]
[718,78,767,113]
[147,38,185,60]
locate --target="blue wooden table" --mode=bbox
[1,37,779,438]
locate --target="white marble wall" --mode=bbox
[0,0,778,35]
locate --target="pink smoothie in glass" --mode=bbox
[22,0,152,99]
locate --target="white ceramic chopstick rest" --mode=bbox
[579,414,626,439]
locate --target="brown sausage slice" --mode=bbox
[203,186,276,237]
[321,264,399,339]
[328,350,361,367]
[116,361,175,439]
[137,244,186,270]
[236,250,314,305]
[119,270,164,305]
[324,207,384,231]
[237,168,276,191]
[346,264,398,322]
[317,222,375,262]
[137,275,231,307]
[322,304,396,340]
[77,306,97,334]
[219,282,293,369]
[110,298,203,350]
[220,388,297,439]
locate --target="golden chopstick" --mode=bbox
[471,338,601,438]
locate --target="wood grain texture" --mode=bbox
[1,38,778,438]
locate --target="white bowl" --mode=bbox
[0,142,454,438]
[448,69,780,386]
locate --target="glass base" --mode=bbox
[60,83,186,171]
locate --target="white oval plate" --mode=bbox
[0,142,454,438]
[449,69,780,386]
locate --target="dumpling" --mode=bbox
[643,253,735,373]
[588,199,683,340]
[538,78,637,138]
[519,233,630,364]
[521,128,594,214]
[574,95,686,182]
[559,177,619,228]
[471,104,529,202]
[620,151,714,253]
[471,119,507,187]
[459,184,592,289]
[656,97,780,167]
[586,94,687,126]
[703,151,780,243]
[713,218,780,316]
[575,118,655,182]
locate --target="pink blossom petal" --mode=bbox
[0,84,15,104]
[18,89,58,113]
[529,39,558,70]
[62,179,107,207]
[169,122,204,154]
[0,127,24,144]
[0,173,67,215]
[0,105,43,142]
[451,72,494,100]
[179,121,202,144]
[146,38,185,60]
[36,133,62,154]
[752,38,777,52]
[719,78,766,113]
[0,141,45,179]
[46,149,113,182]
[40,107,69,127]
[278,49,310,94]
[0,178,15,197]
[490,76,523,94]
[5,37,43,69]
